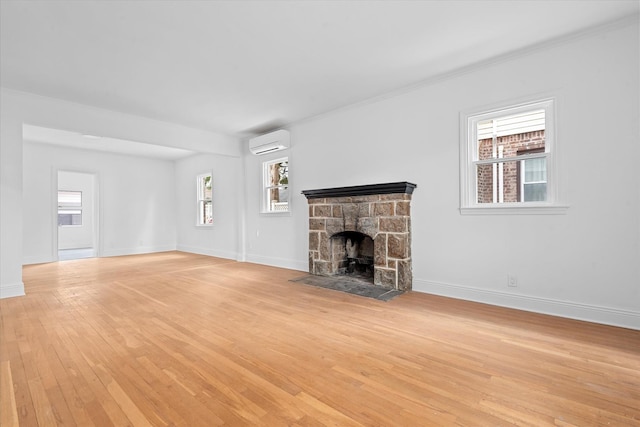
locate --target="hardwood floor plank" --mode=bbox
[2,341,38,426]
[2,251,638,426]
[1,361,19,427]
[27,377,59,426]
[97,364,154,427]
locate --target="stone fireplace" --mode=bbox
[302,182,416,291]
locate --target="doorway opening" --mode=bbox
[57,170,98,261]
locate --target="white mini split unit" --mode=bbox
[249,129,290,155]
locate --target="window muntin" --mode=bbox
[58,191,82,226]
[262,158,289,213]
[196,173,213,225]
[460,98,564,214]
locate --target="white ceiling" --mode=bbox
[2,1,639,144]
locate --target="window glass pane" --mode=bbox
[58,191,82,207]
[476,161,521,203]
[476,159,547,203]
[477,110,545,161]
[277,187,289,204]
[267,161,288,186]
[198,174,212,200]
[476,163,496,203]
[198,200,213,224]
[58,209,82,226]
[524,157,546,183]
[272,187,289,211]
[524,183,547,202]
[477,109,545,139]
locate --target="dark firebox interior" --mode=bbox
[330,231,374,280]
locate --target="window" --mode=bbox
[460,98,566,214]
[196,173,213,225]
[58,190,82,226]
[262,157,289,213]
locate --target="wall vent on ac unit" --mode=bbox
[249,129,290,155]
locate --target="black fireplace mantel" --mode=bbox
[302,182,417,199]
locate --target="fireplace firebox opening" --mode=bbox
[330,231,374,281]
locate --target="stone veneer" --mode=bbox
[302,182,416,291]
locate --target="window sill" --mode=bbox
[460,204,569,215]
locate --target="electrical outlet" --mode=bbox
[507,274,518,287]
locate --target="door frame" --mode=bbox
[53,169,101,260]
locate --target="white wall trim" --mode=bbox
[26,246,177,260]
[23,255,55,266]
[0,282,26,299]
[176,244,238,261]
[101,245,176,258]
[244,254,307,272]
[413,279,640,330]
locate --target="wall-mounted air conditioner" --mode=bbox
[249,129,290,155]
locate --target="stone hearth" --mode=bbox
[302,182,416,291]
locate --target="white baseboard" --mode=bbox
[24,245,177,263]
[101,245,176,258]
[0,282,25,299]
[176,244,238,261]
[23,254,55,265]
[244,254,307,272]
[413,279,640,330]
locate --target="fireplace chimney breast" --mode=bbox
[302,182,416,290]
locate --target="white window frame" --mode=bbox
[261,156,290,215]
[459,97,567,215]
[196,172,213,226]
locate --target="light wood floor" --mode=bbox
[2,252,639,426]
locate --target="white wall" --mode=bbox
[243,21,640,328]
[243,149,306,270]
[175,153,242,260]
[0,93,25,298]
[57,170,95,250]
[23,142,177,263]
